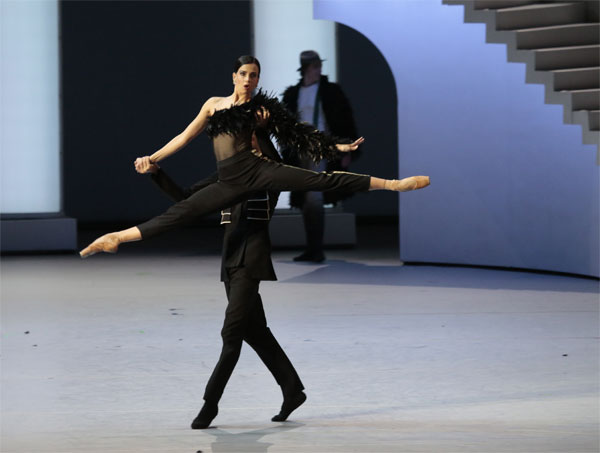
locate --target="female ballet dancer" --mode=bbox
[80,55,429,257]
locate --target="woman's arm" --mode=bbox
[148,97,217,163]
[134,156,218,201]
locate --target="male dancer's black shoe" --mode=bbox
[271,391,307,422]
[191,402,218,429]
[293,251,325,263]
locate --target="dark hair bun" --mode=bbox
[233,55,261,75]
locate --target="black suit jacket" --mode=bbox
[282,75,357,147]
[150,128,281,282]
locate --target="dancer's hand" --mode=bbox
[134,156,159,174]
[255,106,270,127]
[79,233,120,258]
[336,137,364,152]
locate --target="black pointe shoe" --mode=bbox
[271,391,307,422]
[191,402,218,429]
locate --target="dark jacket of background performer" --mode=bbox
[281,75,359,207]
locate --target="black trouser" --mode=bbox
[299,157,327,255]
[203,266,304,404]
[138,150,370,238]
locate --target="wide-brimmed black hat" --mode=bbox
[298,50,325,71]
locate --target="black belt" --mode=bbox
[221,191,270,224]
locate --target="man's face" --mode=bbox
[303,61,322,86]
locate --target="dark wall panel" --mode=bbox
[62,3,395,223]
[337,24,398,217]
[61,1,251,224]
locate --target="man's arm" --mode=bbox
[150,169,186,202]
[254,128,282,163]
[134,156,218,202]
[152,170,219,202]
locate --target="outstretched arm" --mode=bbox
[147,97,216,163]
[135,156,218,202]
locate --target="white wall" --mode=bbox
[253,0,336,96]
[315,0,599,277]
[1,0,60,214]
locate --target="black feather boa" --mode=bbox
[205,90,345,163]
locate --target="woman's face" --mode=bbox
[233,63,260,94]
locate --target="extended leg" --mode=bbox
[79,180,248,257]
[138,180,248,239]
[248,155,429,194]
[79,155,429,256]
[134,159,379,240]
[257,159,371,193]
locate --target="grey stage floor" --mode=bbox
[1,226,599,453]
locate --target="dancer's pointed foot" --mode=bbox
[386,176,430,192]
[79,233,120,258]
[191,402,218,429]
[271,391,306,422]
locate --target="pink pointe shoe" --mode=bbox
[79,234,120,258]
[387,176,430,192]
[385,176,429,192]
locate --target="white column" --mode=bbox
[1,0,60,214]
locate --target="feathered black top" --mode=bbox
[205,90,345,163]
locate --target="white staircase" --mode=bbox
[443,0,600,151]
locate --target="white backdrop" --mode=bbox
[1,0,60,214]
[315,0,599,277]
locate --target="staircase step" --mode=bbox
[516,23,600,49]
[589,111,599,131]
[496,2,586,31]
[473,0,538,10]
[571,89,600,111]
[535,44,600,70]
[553,67,600,91]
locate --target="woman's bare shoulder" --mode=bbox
[205,96,234,113]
